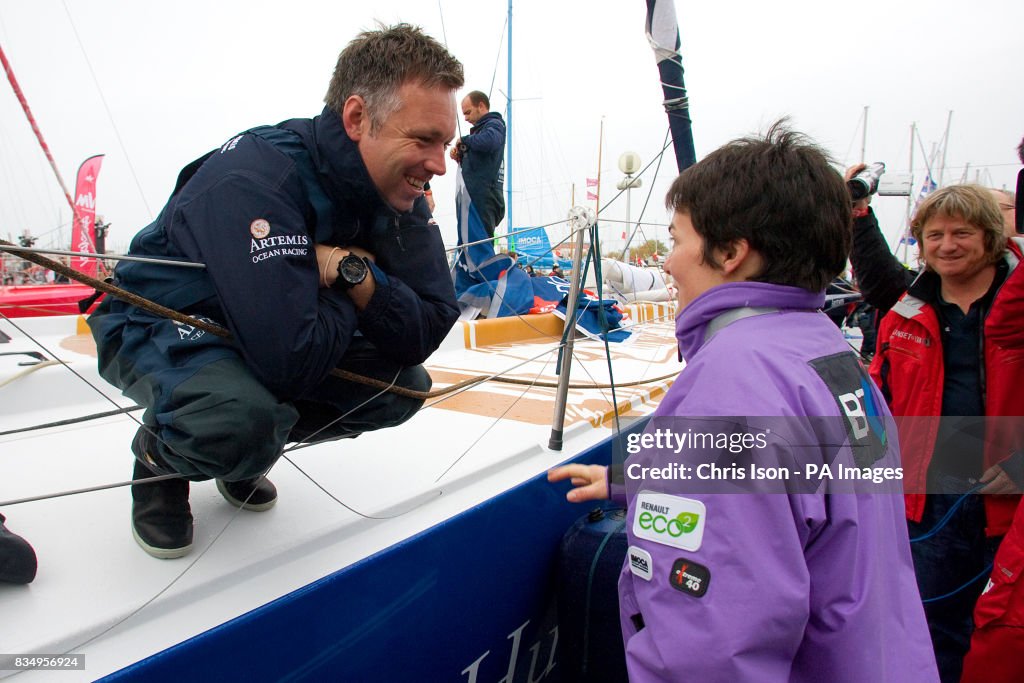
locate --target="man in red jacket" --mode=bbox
[869,184,1024,682]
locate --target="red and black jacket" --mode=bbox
[870,238,1024,536]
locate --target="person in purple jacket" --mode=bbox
[549,122,938,682]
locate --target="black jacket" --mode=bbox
[849,208,916,314]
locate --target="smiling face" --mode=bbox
[348,81,456,212]
[663,211,729,309]
[920,213,992,283]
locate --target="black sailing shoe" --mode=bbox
[131,428,193,559]
[216,476,278,512]
[0,513,37,584]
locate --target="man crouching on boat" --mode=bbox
[88,24,463,559]
[548,123,939,681]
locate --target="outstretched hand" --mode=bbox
[547,464,609,503]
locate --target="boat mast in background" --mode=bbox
[644,0,695,172]
[937,110,953,187]
[861,105,869,164]
[0,42,76,216]
[1,41,105,280]
[505,0,513,242]
[903,121,916,262]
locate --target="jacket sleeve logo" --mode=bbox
[668,556,710,598]
[633,492,706,551]
[250,219,271,239]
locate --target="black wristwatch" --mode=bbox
[332,254,368,291]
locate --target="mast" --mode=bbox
[505,0,513,243]
[0,42,75,215]
[937,110,953,187]
[902,122,915,264]
[594,120,604,216]
[860,106,869,164]
[903,122,915,259]
[644,0,696,172]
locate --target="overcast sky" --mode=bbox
[1,0,1021,257]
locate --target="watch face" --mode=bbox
[339,254,367,285]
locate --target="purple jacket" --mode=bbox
[617,282,937,682]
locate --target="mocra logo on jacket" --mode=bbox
[808,352,888,468]
[628,546,654,581]
[632,492,706,551]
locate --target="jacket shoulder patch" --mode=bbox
[807,352,887,467]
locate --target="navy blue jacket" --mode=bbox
[102,107,458,400]
[459,111,506,230]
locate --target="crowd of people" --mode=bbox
[521,262,564,278]
[2,17,1022,683]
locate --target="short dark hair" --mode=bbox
[324,23,464,130]
[465,90,490,109]
[665,121,850,292]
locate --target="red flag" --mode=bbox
[586,177,598,188]
[587,191,598,200]
[71,154,104,277]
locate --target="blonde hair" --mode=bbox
[910,184,1006,265]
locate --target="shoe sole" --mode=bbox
[131,524,192,560]
[216,479,277,512]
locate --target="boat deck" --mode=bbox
[0,305,677,681]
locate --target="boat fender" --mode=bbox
[556,505,628,683]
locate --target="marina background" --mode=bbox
[1,0,1021,261]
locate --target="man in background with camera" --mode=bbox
[859,173,1024,682]
[849,163,1018,313]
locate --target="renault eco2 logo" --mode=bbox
[637,510,699,536]
[632,492,706,551]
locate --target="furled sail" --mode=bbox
[644,0,696,172]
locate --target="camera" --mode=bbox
[848,162,886,200]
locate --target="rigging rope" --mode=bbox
[0,238,675,400]
[60,0,153,220]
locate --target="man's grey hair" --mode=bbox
[324,23,464,132]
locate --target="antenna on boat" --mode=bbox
[548,205,596,451]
